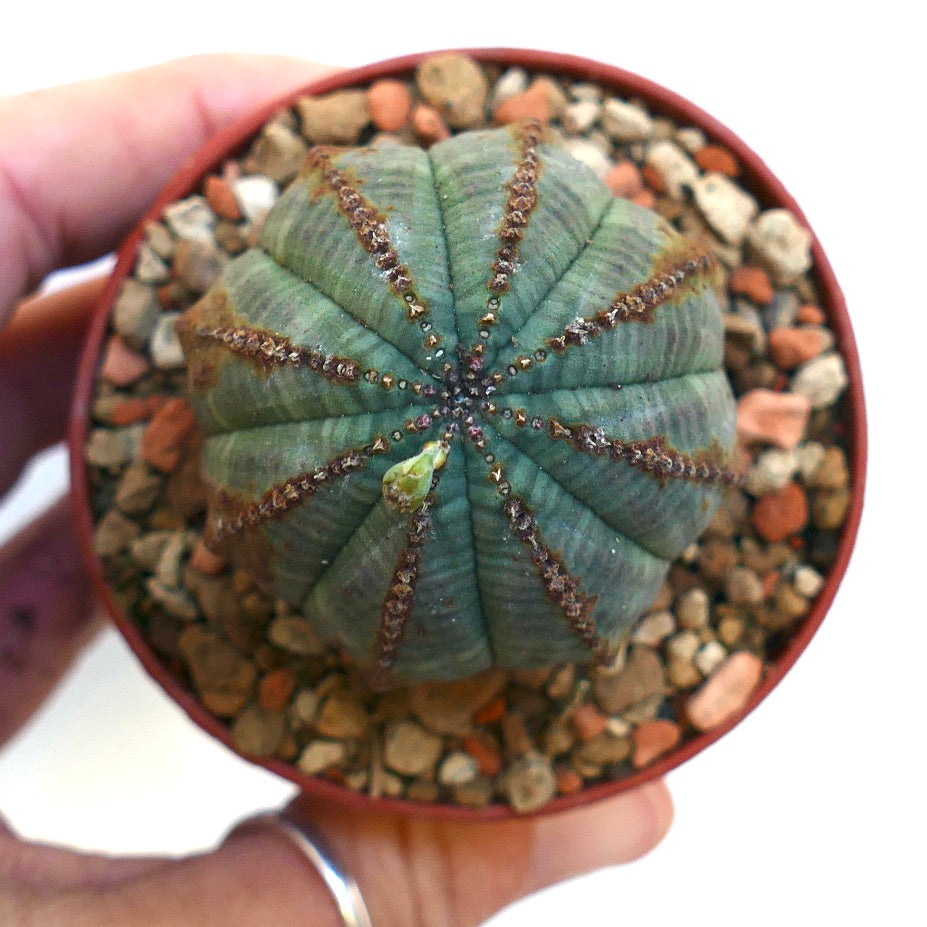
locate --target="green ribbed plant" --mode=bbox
[178,121,737,684]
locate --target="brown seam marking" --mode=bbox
[307,148,441,354]
[545,252,713,356]
[194,326,362,384]
[208,436,391,544]
[471,120,544,354]
[485,456,609,660]
[544,418,741,487]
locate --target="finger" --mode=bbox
[0,781,671,926]
[0,497,101,748]
[0,277,105,499]
[0,53,332,321]
[290,779,674,927]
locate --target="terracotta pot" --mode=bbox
[68,48,867,820]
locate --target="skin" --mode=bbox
[0,56,673,927]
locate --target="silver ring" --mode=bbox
[228,811,373,927]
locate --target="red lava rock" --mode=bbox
[142,398,197,473]
[555,764,584,795]
[631,719,682,768]
[796,303,826,325]
[631,189,656,210]
[737,389,811,450]
[641,163,666,195]
[752,482,809,542]
[259,667,296,711]
[695,144,739,176]
[109,395,166,426]
[473,695,506,725]
[461,734,502,777]
[604,160,644,198]
[367,79,411,131]
[100,334,149,386]
[570,703,608,741]
[204,175,242,221]
[686,652,764,731]
[768,327,827,370]
[729,265,774,305]
[493,79,551,125]
[411,104,450,144]
[189,537,227,575]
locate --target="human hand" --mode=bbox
[0,56,673,927]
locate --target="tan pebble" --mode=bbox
[796,303,826,325]
[686,652,764,731]
[189,537,226,575]
[737,388,811,449]
[570,703,608,741]
[141,398,197,473]
[409,669,506,735]
[315,689,369,740]
[604,160,644,198]
[233,705,286,757]
[752,482,809,542]
[411,104,450,144]
[416,53,488,129]
[694,144,739,176]
[812,486,851,530]
[296,90,370,144]
[729,265,774,304]
[383,720,443,777]
[203,175,242,221]
[367,79,411,131]
[297,740,346,775]
[101,334,149,386]
[493,79,550,125]
[631,720,682,768]
[768,327,827,370]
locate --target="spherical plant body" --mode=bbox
[178,120,738,684]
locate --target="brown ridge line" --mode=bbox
[371,490,437,682]
[208,435,391,544]
[543,418,741,487]
[484,456,610,661]
[306,147,441,353]
[545,252,714,355]
[194,325,362,384]
[471,120,544,357]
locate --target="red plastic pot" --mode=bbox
[68,48,867,820]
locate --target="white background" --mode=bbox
[1,3,923,924]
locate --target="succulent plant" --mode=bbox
[178,120,737,684]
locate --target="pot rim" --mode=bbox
[68,47,867,821]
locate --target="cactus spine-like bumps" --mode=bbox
[178,121,737,684]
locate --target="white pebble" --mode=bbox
[438,751,479,786]
[692,172,759,245]
[796,441,827,482]
[491,67,528,107]
[602,98,653,141]
[563,99,601,134]
[134,244,170,284]
[695,640,728,677]
[233,176,279,224]
[560,138,613,179]
[793,565,825,598]
[297,740,347,775]
[791,352,849,408]
[571,82,603,103]
[645,140,698,199]
[748,208,813,284]
[632,609,676,645]
[746,447,799,495]
[150,312,185,370]
[605,716,631,737]
[163,196,215,243]
[676,587,710,629]
[676,127,707,153]
[290,688,319,725]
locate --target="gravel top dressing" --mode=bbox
[82,52,856,815]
